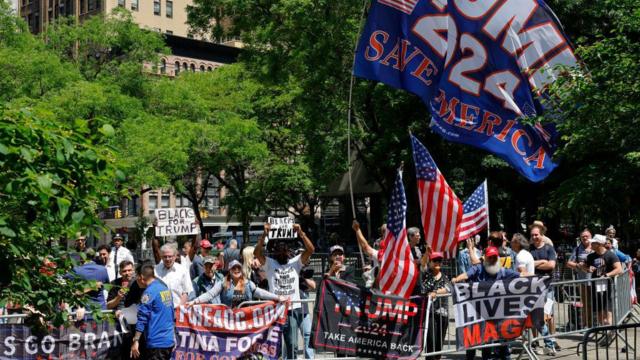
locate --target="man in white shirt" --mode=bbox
[109,233,135,279]
[511,233,535,275]
[155,243,194,307]
[254,223,314,360]
[97,245,116,282]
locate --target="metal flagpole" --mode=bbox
[484,179,490,237]
[347,0,370,270]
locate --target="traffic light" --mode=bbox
[200,209,209,219]
[114,209,122,219]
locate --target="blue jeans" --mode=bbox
[300,312,314,359]
[283,309,304,359]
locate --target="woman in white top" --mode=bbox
[511,233,535,275]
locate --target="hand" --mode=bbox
[589,266,596,273]
[263,223,271,234]
[426,245,433,255]
[117,288,127,298]
[451,277,460,284]
[131,341,140,359]
[185,301,195,307]
[180,293,188,305]
[429,292,437,299]
[278,296,287,302]
[115,310,122,318]
[352,220,360,232]
[330,262,342,275]
[466,238,474,250]
[293,224,301,234]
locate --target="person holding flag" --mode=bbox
[374,169,419,298]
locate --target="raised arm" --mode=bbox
[467,239,481,265]
[294,224,315,265]
[190,282,223,305]
[152,238,161,265]
[352,220,377,258]
[254,223,269,266]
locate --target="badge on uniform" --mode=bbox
[141,294,150,304]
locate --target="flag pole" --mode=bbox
[347,0,370,270]
[484,179,490,237]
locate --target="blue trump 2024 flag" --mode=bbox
[354,0,577,182]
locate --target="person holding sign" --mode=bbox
[254,222,315,360]
[452,246,521,360]
[188,260,284,307]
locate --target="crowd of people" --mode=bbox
[6,219,639,360]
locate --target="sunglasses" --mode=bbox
[431,258,443,263]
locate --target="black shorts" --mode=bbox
[590,289,612,313]
[143,347,173,360]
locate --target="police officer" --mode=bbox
[130,263,175,360]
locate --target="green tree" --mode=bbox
[0,107,122,326]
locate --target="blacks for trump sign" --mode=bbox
[312,278,427,359]
[155,208,199,237]
[173,302,287,360]
[452,276,551,350]
[0,318,124,359]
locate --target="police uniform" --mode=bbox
[135,279,175,360]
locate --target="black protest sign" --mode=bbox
[452,276,551,350]
[155,208,199,237]
[267,217,295,240]
[0,318,125,359]
[312,278,427,359]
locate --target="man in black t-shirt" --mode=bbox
[529,223,559,355]
[580,234,622,330]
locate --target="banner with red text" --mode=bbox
[312,278,427,359]
[452,276,551,350]
[173,302,288,360]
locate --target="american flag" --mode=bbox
[411,135,463,256]
[377,170,418,298]
[457,180,489,241]
[377,0,419,15]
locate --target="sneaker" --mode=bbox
[543,347,557,356]
[553,343,562,352]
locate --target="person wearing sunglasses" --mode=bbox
[421,249,451,359]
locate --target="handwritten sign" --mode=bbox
[155,208,199,237]
[268,217,295,239]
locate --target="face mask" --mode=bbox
[276,253,288,264]
[484,261,501,276]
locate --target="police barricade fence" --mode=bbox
[580,322,639,360]
[525,270,634,359]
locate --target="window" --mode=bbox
[161,194,170,208]
[127,196,139,217]
[153,0,160,15]
[207,66,213,71]
[177,196,191,208]
[205,178,221,215]
[174,61,180,75]
[148,192,158,210]
[199,65,205,72]
[182,62,188,71]
[166,0,172,18]
[130,0,137,11]
[160,59,166,74]
[190,63,195,72]
[117,0,124,7]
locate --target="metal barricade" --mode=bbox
[580,323,639,360]
[613,269,633,325]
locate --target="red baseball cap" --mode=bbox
[200,239,213,249]
[429,252,444,260]
[485,246,499,258]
